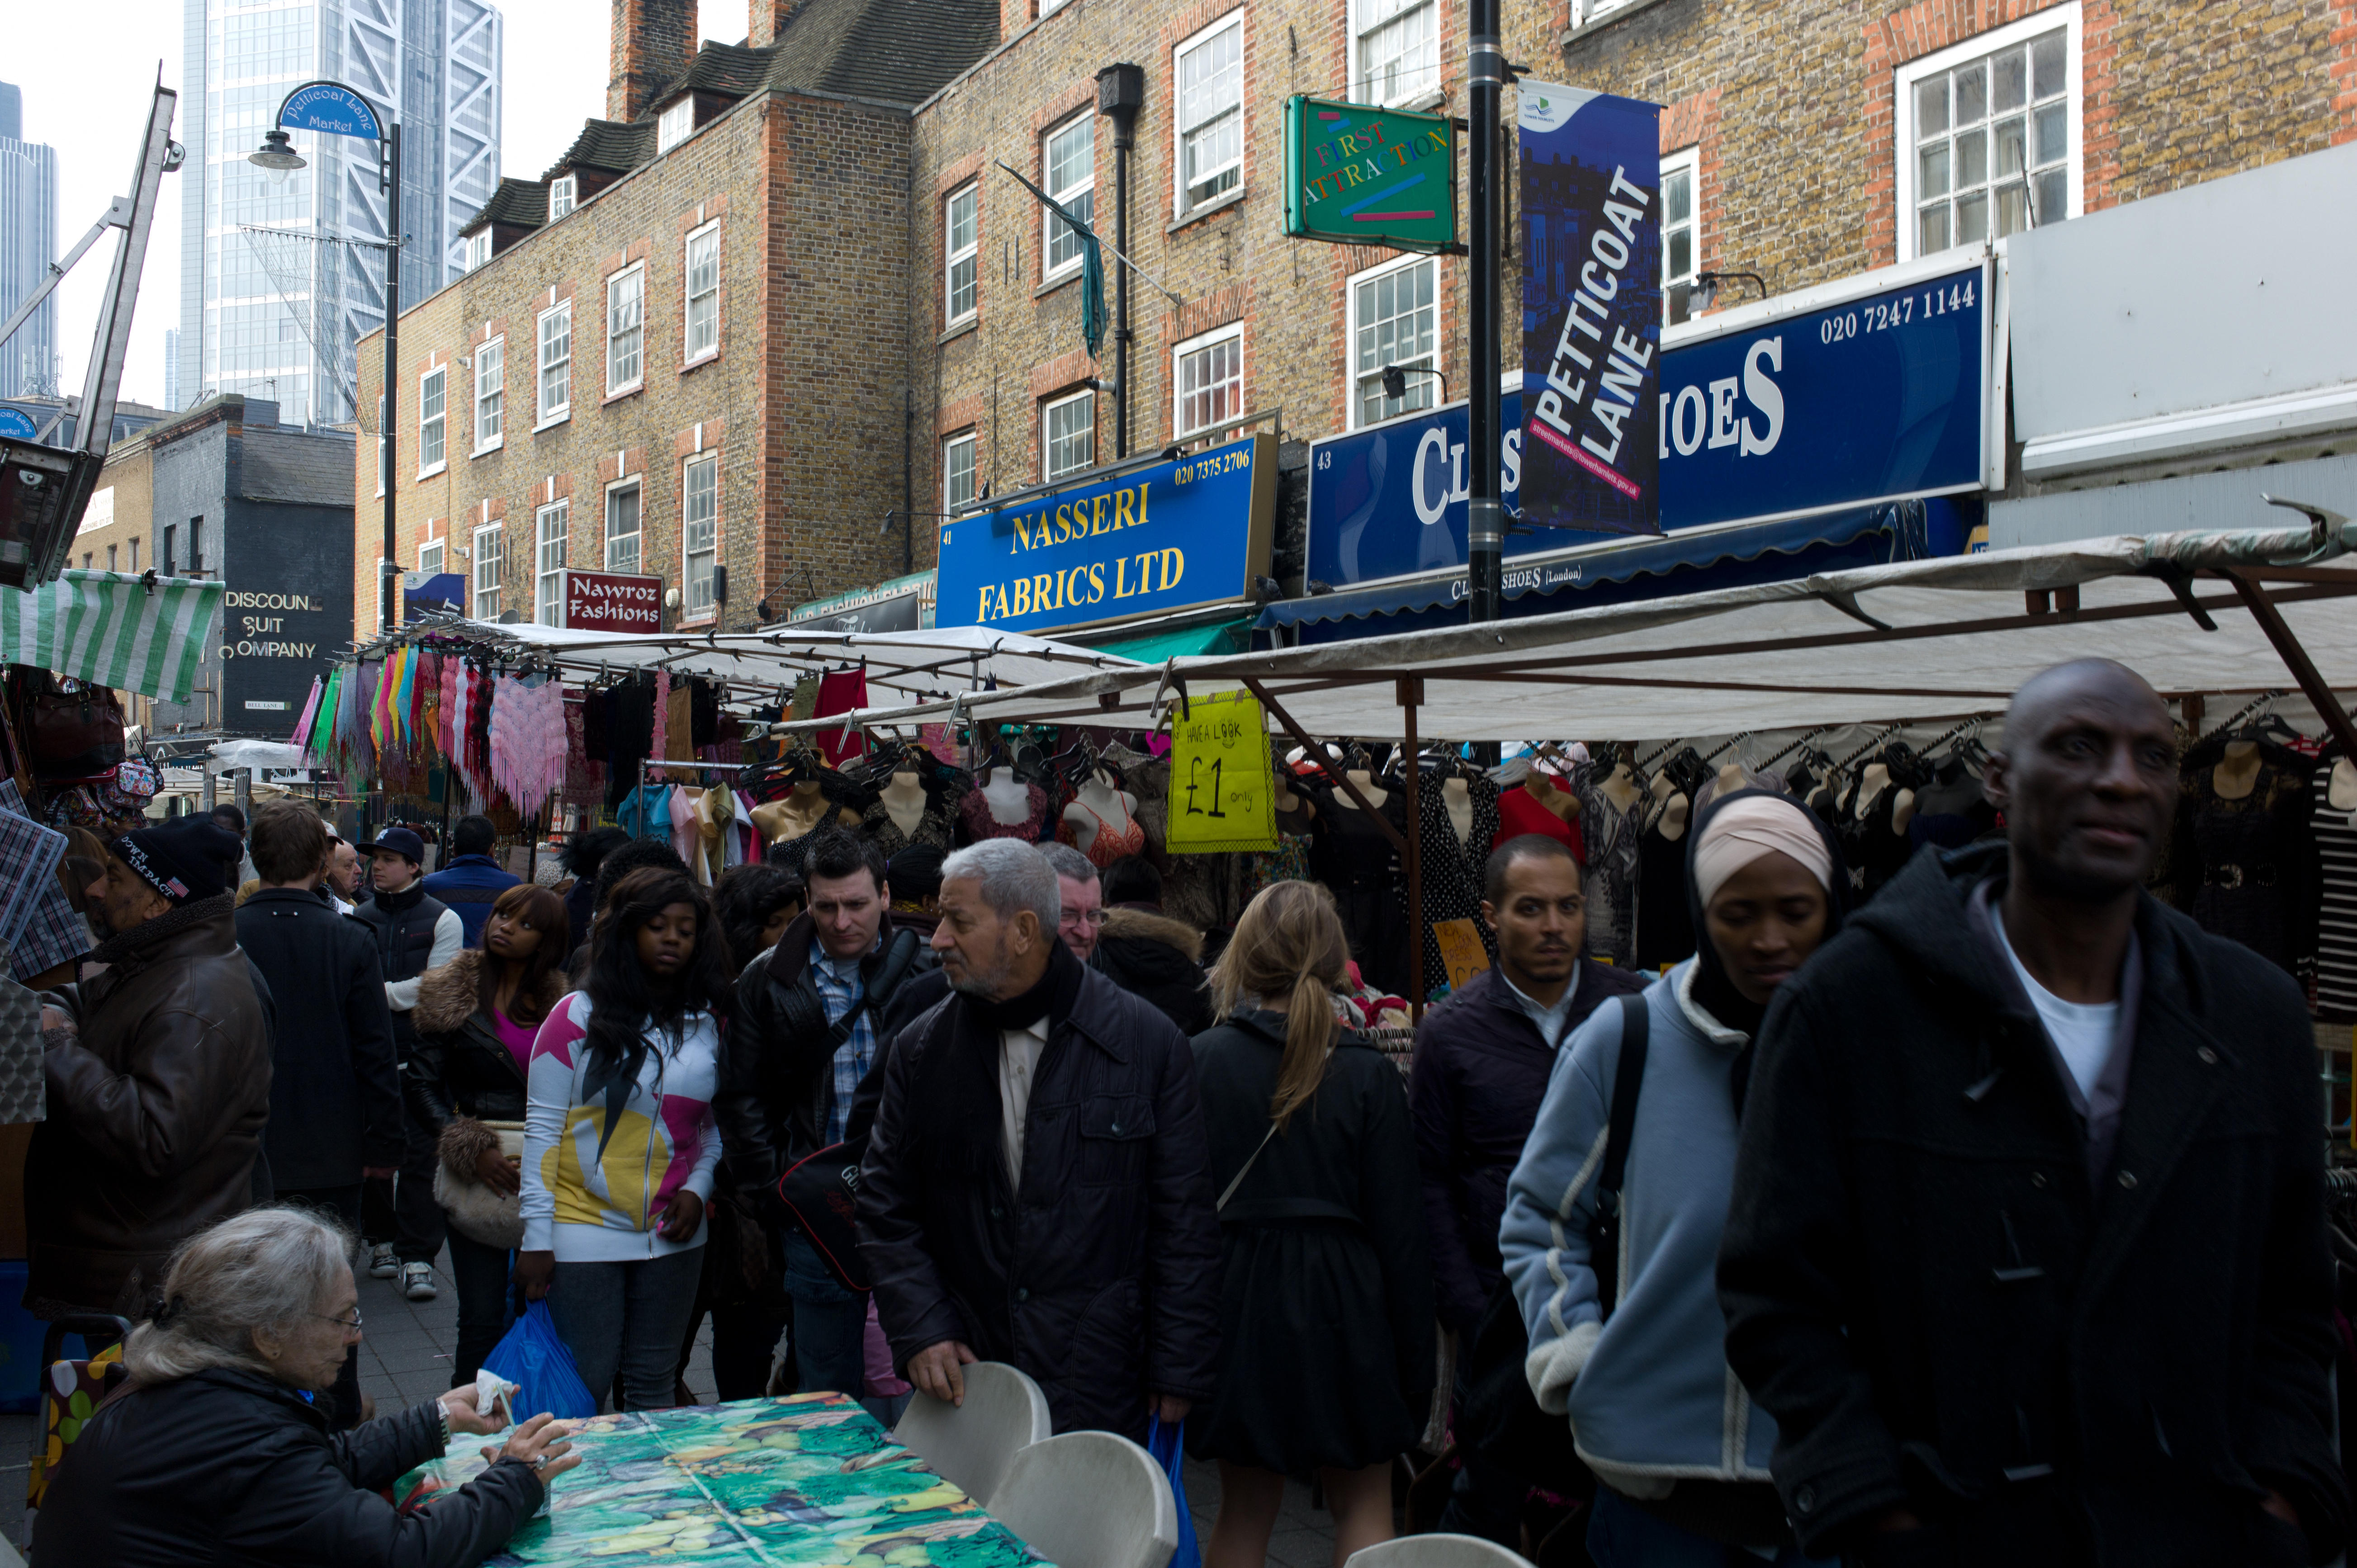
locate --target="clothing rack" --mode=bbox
[635,757,752,798]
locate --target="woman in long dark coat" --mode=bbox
[1190,879,1434,1568]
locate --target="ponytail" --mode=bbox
[1208,880,1350,1132]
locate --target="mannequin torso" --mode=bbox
[1440,775,1476,847]
[880,770,928,838]
[981,768,1034,825]
[1064,773,1142,856]
[1337,768,1389,811]
[2214,740,2262,801]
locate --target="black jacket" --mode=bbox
[714,912,932,1204]
[1408,959,1647,1332]
[33,1366,541,1567]
[353,881,457,1055]
[1719,842,2346,1565]
[857,964,1223,1438]
[406,949,570,1132]
[1091,907,1216,1038]
[235,887,402,1189]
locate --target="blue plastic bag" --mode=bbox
[1145,1415,1203,1568]
[478,1300,597,1421]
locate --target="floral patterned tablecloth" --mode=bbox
[396,1392,1046,1567]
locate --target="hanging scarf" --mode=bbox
[290,676,323,752]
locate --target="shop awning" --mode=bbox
[1259,504,1915,631]
[0,571,224,704]
[1080,617,1254,662]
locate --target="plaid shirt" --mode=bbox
[807,933,878,1147]
[0,782,87,982]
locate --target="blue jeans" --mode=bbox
[548,1247,705,1411]
[780,1227,869,1402]
[1587,1487,1834,1568]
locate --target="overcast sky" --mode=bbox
[13,0,748,413]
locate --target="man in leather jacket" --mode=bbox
[30,814,271,1320]
[716,831,930,1404]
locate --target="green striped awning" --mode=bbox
[0,571,225,704]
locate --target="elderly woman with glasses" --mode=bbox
[33,1206,583,1568]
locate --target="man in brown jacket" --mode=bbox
[29,813,273,1320]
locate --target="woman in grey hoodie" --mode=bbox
[1500,789,1847,1566]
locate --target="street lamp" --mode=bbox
[250,80,402,632]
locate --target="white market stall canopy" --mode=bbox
[0,571,224,705]
[779,518,2357,745]
[378,619,1143,711]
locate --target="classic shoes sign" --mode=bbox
[559,568,662,633]
[1284,95,1458,254]
[937,434,1278,638]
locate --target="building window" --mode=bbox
[1040,0,1072,12]
[188,517,204,575]
[128,538,138,572]
[1043,390,1095,480]
[658,98,696,152]
[81,553,90,570]
[535,500,568,626]
[606,265,644,395]
[375,396,387,494]
[942,430,977,514]
[1175,15,1244,216]
[417,366,447,473]
[685,224,720,362]
[472,523,503,619]
[682,453,719,619]
[605,482,641,574]
[474,337,503,451]
[944,184,979,325]
[1661,146,1699,324]
[418,538,444,577]
[1043,116,1094,280]
[107,544,118,572]
[537,301,571,423]
[1353,0,1439,107]
[549,174,577,219]
[1348,254,1438,428]
[1174,325,1243,437]
[1898,7,2078,259]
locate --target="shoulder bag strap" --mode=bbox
[1596,991,1650,1205]
[1215,1040,1334,1212]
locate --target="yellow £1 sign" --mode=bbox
[1165,690,1278,854]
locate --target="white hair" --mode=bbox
[940,839,1062,932]
[120,1207,352,1383]
[1035,841,1098,887]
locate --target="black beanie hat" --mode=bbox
[110,815,243,904]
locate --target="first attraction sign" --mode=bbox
[1284,96,1457,255]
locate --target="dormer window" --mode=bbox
[549,174,577,219]
[658,99,696,152]
[462,231,490,272]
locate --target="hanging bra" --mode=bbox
[1072,797,1146,867]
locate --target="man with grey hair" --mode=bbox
[1035,841,1106,962]
[857,837,1222,1439]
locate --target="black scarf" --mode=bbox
[86,893,232,969]
[913,940,1087,1180]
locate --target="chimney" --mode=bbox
[609,0,696,123]
[748,0,803,49]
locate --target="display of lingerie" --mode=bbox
[2170,727,2318,981]
[1574,756,1644,968]
[1306,773,1412,1000]
[1393,757,1501,997]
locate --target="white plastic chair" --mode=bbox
[1346,1535,1537,1568]
[986,1429,1180,1568]
[890,1360,1052,1507]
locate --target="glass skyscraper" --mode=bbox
[0,80,62,401]
[176,0,501,428]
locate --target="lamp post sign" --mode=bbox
[1283,96,1457,255]
[277,82,382,140]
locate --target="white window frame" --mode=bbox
[684,222,721,364]
[417,538,444,578]
[549,174,577,220]
[1042,389,1096,481]
[374,395,386,496]
[944,184,979,326]
[536,300,571,427]
[604,479,643,575]
[1039,0,1073,13]
[1349,0,1441,109]
[1041,116,1095,283]
[606,264,645,397]
[657,98,696,152]
[535,499,569,626]
[461,231,490,271]
[1345,252,1439,430]
[682,453,720,621]
[1174,13,1245,218]
[473,336,503,453]
[416,366,447,477]
[472,522,503,619]
[1660,145,1700,324]
[1894,3,2082,262]
[942,430,977,515]
[1172,322,1244,438]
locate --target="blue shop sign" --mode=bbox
[0,407,38,441]
[938,433,1277,637]
[278,81,383,142]
[1309,258,1989,588]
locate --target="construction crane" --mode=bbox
[0,75,181,590]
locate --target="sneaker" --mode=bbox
[401,1262,438,1302]
[368,1243,398,1279]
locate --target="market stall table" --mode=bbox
[396,1393,1045,1568]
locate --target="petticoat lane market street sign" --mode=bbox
[1285,95,1458,255]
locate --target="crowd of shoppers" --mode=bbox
[19,656,2352,1568]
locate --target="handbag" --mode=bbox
[777,1140,869,1291]
[432,1117,526,1249]
[27,684,126,785]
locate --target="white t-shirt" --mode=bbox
[1993,913,2119,1101]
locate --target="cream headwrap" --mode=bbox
[1692,795,1833,904]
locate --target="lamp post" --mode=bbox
[251,81,401,632]
[1466,0,1505,624]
